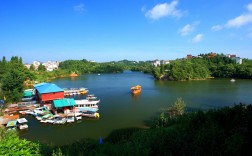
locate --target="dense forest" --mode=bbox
[1,101,252,155]
[152,53,252,80]
[58,59,152,74]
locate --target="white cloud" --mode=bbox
[247,3,252,12]
[226,14,252,28]
[212,3,252,31]
[145,0,183,20]
[74,3,85,13]
[179,22,199,36]
[211,25,223,31]
[192,34,203,43]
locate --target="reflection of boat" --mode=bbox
[131,85,142,94]
[230,79,236,82]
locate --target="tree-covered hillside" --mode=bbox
[59,59,152,74]
[152,53,252,80]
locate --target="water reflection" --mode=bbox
[131,93,141,102]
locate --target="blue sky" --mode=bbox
[0,0,252,63]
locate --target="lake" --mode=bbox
[19,71,252,145]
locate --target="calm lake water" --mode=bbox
[20,71,252,145]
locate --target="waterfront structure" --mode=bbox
[34,83,64,104]
[52,98,76,114]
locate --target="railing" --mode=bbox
[17,101,38,107]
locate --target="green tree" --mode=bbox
[38,64,46,71]
[0,128,41,155]
[168,97,186,117]
[30,64,35,71]
[1,68,24,102]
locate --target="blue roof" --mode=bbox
[34,83,63,94]
[53,98,76,108]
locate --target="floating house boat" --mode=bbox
[131,85,142,94]
[17,118,28,129]
[52,98,76,114]
[6,120,17,131]
[34,83,64,105]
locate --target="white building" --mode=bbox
[33,61,41,70]
[234,57,242,64]
[152,60,170,67]
[42,61,60,71]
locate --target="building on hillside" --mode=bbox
[42,61,60,71]
[208,53,217,58]
[52,98,76,114]
[34,83,64,105]
[24,64,31,69]
[226,54,242,64]
[33,61,41,70]
[226,54,236,58]
[152,59,170,67]
[234,57,243,64]
[186,54,193,59]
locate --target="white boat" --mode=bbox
[75,99,100,109]
[20,109,35,115]
[40,114,53,123]
[230,79,236,82]
[45,115,60,124]
[67,116,75,123]
[17,118,28,129]
[81,112,100,118]
[54,117,67,124]
[36,114,43,121]
[75,112,82,120]
[86,94,98,100]
[34,106,49,115]
[24,109,35,115]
